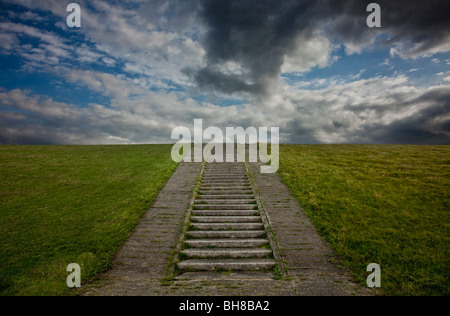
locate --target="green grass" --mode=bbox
[278,145,450,296]
[2,144,448,296]
[0,145,177,296]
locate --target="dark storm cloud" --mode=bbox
[283,121,320,144]
[361,88,450,145]
[182,67,262,94]
[187,0,450,96]
[186,0,327,97]
[285,86,450,145]
[329,0,450,57]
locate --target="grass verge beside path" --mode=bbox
[0,145,177,296]
[278,145,449,296]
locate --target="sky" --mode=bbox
[0,0,449,145]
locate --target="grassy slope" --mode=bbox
[0,145,177,296]
[278,145,449,296]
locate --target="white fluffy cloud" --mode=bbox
[281,34,337,74]
[259,75,450,144]
[1,73,449,145]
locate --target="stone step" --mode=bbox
[181,248,272,259]
[205,164,245,167]
[192,210,260,216]
[202,176,246,179]
[194,204,257,210]
[196,194,255,200]
[203,171,246,174]
[201,180,249,185]
[200,186,252,190]
[184,239,269,248]
[186,230,266,239]
[205,165,245,167]
[203,170,246,173]
[201,175,248,179]
[204,164,245,167]
[198,190,254,195]
[202,175,248,178]
[191,216,261,223]
[174,161,278,276]
[204,166,245,169]
[202,175,247,178]
[190,222,264,231]
[202,174,247,177]
[177,259,276,271]
[203,172,245,175]
[201,179,248,182]
[200,183,252,191]
[196,199,256,205]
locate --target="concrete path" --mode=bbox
[83,159,372,296]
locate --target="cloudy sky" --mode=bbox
[0,0,449,144]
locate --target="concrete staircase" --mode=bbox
[176,162,276,273]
